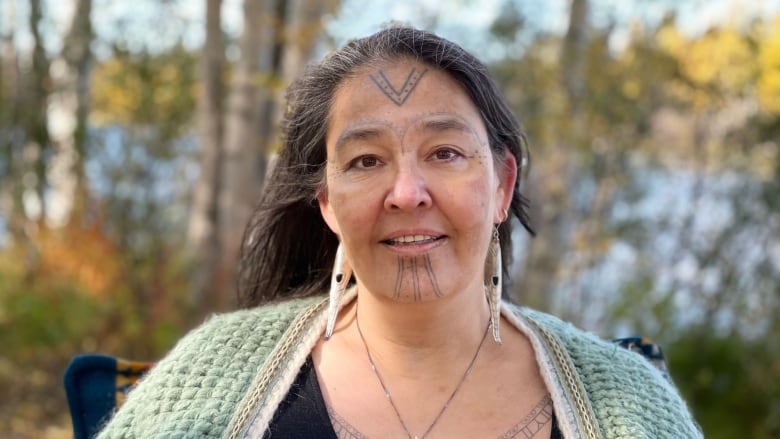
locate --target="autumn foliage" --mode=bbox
[1,3,779,438]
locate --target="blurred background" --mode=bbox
[1,0,779,437]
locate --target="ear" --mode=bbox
[317,186,341,236]
[494,148,517,223]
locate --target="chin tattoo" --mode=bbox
[394,255,442,302]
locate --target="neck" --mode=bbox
[348,282,492,375]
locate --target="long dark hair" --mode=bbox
[237,26,534,307]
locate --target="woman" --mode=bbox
[98,27,701,438]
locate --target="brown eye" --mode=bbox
[346,154,383,171]
[433,148,459,161]
[360,156,378,168]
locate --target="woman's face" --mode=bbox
[318,59,516,302]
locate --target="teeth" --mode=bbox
[390,235,435,244]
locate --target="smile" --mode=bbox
[383,235,444,245]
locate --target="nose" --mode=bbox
[384,161,432,211]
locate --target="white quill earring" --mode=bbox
[325,243,352,339]
[485,226,502,344]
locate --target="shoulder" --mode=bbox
[189,294,325,345]
[98,295,325,439]
[508,304,668,379]
[506,304,703,439]
[156,295,325,371]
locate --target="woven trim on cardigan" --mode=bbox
[234,287,359,439]
[523,315,602,439]
[226,296,329,438]
[229,296,603,439]
[501,303,602,439]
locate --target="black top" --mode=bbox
[265,356,563,438]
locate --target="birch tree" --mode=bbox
[47,0,93,227]
[515,0,590,315]
[0,2,22,241]
[24,0,51,226]
[190,0,335,310]
[188,0,226,308]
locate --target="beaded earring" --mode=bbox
[325,243,352,339]
[485,226,502,344]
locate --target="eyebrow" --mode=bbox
[419,117,475,134]
[332,116,479,151]
[334,126,389,151]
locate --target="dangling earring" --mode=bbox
[485,226,502,344]
[325,243,352,340]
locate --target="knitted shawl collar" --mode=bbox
[97,288,702,439]
[229,289,699,439]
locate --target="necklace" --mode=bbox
[355,314,491,439]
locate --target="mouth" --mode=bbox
[382,234,445,246]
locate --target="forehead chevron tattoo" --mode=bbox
[369,67,429,106]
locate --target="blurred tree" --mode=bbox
[757,17,780,115]
[217,0,286,311]
[490,4,779,434]
[190,0,337,311]
[561,0,588,132]
[89,39,199,329]
[666,327,780,439]
[0,2,21,240]
[47,0,93,227]
[24,0,51,228]
[500,0,595,314]
[0,0,54,279]
[2,1,778,437]
[187,0,225,309]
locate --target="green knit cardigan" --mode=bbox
[97,295,702,438]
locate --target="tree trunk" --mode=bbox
[267,0,336,154]
[188,0,226,310]
[560,0,589,124]
[0,4,22,241]
[279,0,334,80]
[47,0,93,227]
[10,0,53,277]
[517,0,590,318]
[201,0,336,310]
[217,0,285,309]
[26,0,51,224]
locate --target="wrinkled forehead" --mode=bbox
[326,58,486,139]
[350,58,431,106]
[342,57,467,98]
